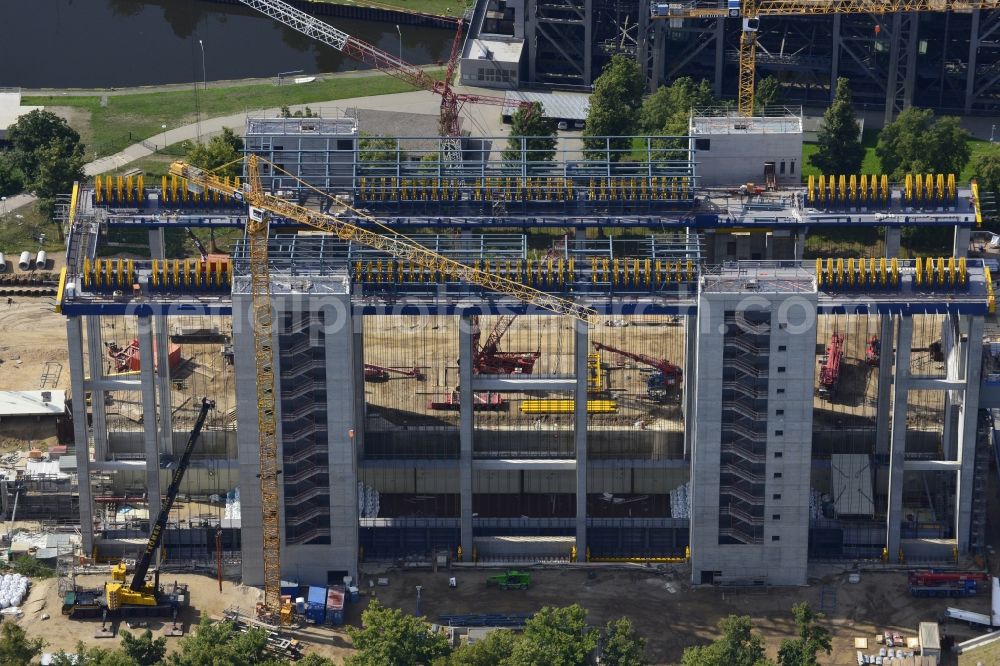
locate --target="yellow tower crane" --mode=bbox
[653,0,1000,117]
[169,157,595,614]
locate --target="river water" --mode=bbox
[1,0,455,88]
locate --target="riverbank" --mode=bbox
[209,0,466,22]
[24,68,444,158]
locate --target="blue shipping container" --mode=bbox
[325,586,346,626]
[280,580,299,597]
[305,586,326,624]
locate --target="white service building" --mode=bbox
[689,109,803,188]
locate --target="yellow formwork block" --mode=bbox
[815,258,823,286]
[915,256,923,287]
[879,258,887,286]
[924,257,935,285]
[959,257,967,285]
[825,258,835,285]
[846,258,855,286]
[948,256,956,286]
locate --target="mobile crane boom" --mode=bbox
[170,158,594,611]
[235,0,528,135]
[130,398,215,591]
[592,341,682,382]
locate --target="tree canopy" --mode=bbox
[0,622,45,666]
[638,77,716,135]
[358,134,399,163]
[506,604,599,666]
[185,127,244,179]
[776,603,832,666]
[875,107,972,179]
[583,55,646,160]
[753,76,782,116]
[600,617,648,666]
[809,77,865,176]
[346,599,451,666]
[502,102,557,164]
[4,109,85,214]
[680,615,773,666]
[972,144,1000,194]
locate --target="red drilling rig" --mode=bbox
[472,315,540,375]
[592,342,682,401]
[363,364,426,382]
[866,335,881,366]
[817,332,845,397]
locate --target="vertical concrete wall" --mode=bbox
[234,289,359,587]
[233,292,265,586]
[690,289,816,585]
[691,131,803,187]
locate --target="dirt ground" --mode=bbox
[15,572,356,662]
[8,564,990,664]
[0,300,69,453]
[362,565,989,665]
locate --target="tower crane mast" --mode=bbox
[652,0,1000,116]
[236,0,530,135]
[170,158,594,612]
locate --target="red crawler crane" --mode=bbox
[818,332,845,397]
[473,315,540,375]
[592,341,682,401]
[866,335,881,366]
[363,364,426,382]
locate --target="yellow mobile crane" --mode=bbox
[169,157,595,616]
[652,0,1000,117]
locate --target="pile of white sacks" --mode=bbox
[670,482,691,519]
[0,574,28,609]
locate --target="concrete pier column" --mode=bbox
[352,315,366,455]
[138,315,162,563]
[85,317,109,462]
[459,315,474,560]
[956,316,984,553]
[953,226,971,259]
[574,319,588,557]
[875,315,895,455]
[67,317,94,555]
[794,230,806,262]
[683,314,697,458]
[886,316,913,559]
[149,230,173,450]
[885,228,901,258]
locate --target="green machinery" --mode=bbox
[486,571,532,590]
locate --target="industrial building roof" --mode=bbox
[466,38,523,65]
[502,91,589,121]
[690,110,802,135]
[831,454,875,517]
[246,116,357,136]
[0,391,65,418]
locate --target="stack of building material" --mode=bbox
[670,482,690,519]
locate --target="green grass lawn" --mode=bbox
[801,129,990,184]
[314,0,470,18]
[0,203,68,254]
[25,69,443,158]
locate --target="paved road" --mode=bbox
[8,86,510,213]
